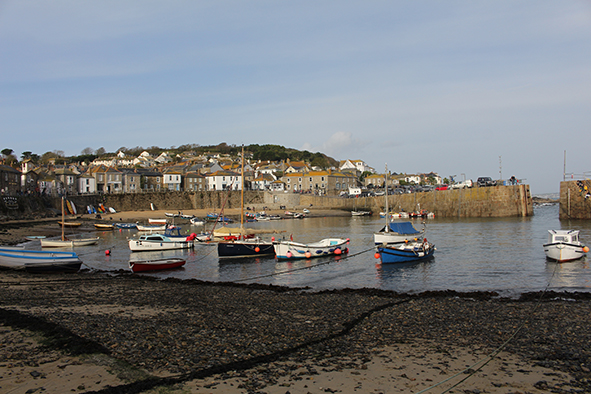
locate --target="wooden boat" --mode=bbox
[42,197,99,247]
[129,257,186,273]
[128,233,194,252]
[273,237,350,260]
[136,224,166,232]
[543,230,589,262]
[0,247,82,272]
[58,221,82,228]
[94,223,115,230]
[376,240,435,264]
[148,218,168,225]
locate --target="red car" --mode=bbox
[435,184,448,191]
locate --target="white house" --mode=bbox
[206,170,242,191]
[78,173,96,194]
[163,171,182,191]
[339,159,374,174]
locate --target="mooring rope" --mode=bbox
[414,261,561,394]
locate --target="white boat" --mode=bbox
[351,210,371,216]
[129,233,194,252]
[273,237,350,260]
[41,197,99,248]
[136,224,166,232]
[543,230,589,262]
[148,218,167,225]
[190,217,205,226]
[374,222,424,245]
[0,247,82,272]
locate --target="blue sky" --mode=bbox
[1,1,590,195]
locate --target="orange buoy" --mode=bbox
[255,247,260,253]
[374,252,380,259]
[334,248,342,255]
[286,251,292,258]
[105,249,110,256]
[305,252,311,258]
[584,246,590,253]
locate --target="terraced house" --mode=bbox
[280,170,358,195]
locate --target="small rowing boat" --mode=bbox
[129,258,186,272]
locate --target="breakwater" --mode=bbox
[559,180,591,220]
[1,185,533,219]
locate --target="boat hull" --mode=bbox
[217,240,275,259]
[377,242,435,264]
[41,237,99,247]
[273,238,349,260]
[129,239,193,252]
[543,242,586,262]
[129,258,186,272]
[0,248,82,271]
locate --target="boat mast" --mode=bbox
[384,164,389,232]
[61,196,65,241]
[240,145,244,233]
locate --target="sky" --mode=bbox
[1,1,590,195]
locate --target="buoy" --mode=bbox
[374,252,380,259]
[334,248,342,255]
[255,247,260,253]
[271,237,275,242]
[286,251,292,258]
[346,238,350,244]
[105,249,110,256]
[305,252,311,258]
[584,246,590,253]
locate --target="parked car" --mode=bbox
[477,177,496,187]
[450,180,473,189]
[435,184,448,191]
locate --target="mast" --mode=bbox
[61,196,65,241]
[240,145,244,233]
[384,164,389,233]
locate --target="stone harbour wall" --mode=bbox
[559,180,591,220]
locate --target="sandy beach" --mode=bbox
[1,211,590,393]
[0,266,590,394]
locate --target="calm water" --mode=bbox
[24,204,591,296]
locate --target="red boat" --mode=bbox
[129,258,186,273]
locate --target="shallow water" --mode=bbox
[23,204,591,296]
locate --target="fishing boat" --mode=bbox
[376,240,435,264]
[129,257,186,273]
[41,197,99,248]
[217,145,277,259]
[0,247,82,272]
[543,230,589,262]
[273,237,350,260]
[128,233,195,252]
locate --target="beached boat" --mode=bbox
[128,233,194,252]
[94,223,115,230]
[543,230,589,262]
[42,197,99,248]
[57,221,82,228]
[129,257,186,273]
[190,217,205,226]
[148,218,168,225]
[351,210,372,216]
[376,240,435,264]
[0,247,82,272]
[273,237,350,260]
[136,224,166,232]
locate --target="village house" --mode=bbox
[183,172,206,191]
[206,170,242,191]
[78,173,96,194]
[134,168,163,192]
[339,159,374,176]
[280,170,357,195]
[54,168,79,195]
[89,165,123,193]
[118,168,141,193]
[251,173,276,191]
[0,164,21,195]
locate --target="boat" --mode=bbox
[114,222,137,229]
[273,237,350,260]
[217,145,276,259]
[302,208,310,214]
[376,240,436,264]
[543,230,589,262]
[57,221,82,228]
[94,223,115,230]
[0,247,82,272]
[42,197,99,247]
[190,217,205,226]
[136,224,166,232]
[128,232,195,252]
[165,212,181,218]
[374,222,424,245]
[351,210,372,216]
[148,218,168,225]
[129,257,186,273]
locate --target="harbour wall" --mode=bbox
[559,180,591,220]
[1,185,533,219]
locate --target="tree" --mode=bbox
[81,147,94,155]
[1,148,17,165]
[95,147,106,156]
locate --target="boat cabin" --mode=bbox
[547,230,580,245]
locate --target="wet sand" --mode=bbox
[0,269,590,394]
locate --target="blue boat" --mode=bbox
[115,222,138,229]
[377,241,435,264]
